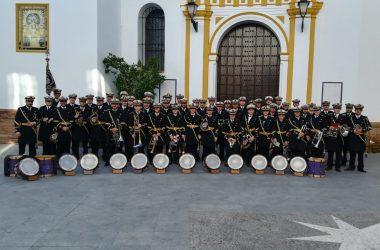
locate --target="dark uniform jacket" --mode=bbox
[146,112,166,146]
[53,106,74,143]
[15,106,39,144]
[37,105,56,142]
[199,115,218,147]
[348,114,372,152]
[183,113,202,146]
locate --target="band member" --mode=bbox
[255,106,274,159]
[346,104,372,172]
[176,94,185,104]
[37,96,56,155]
[144,91,153,100]
[269,103,277,118]
[126,96,135,113]
[72,97,91,158]
[104,93,114,107]
[307,106,327,158]
[215,102,228,161]
[200,107,218,161]
[301,105,311,120]
[14,96,39,156]
[53,96,74,157]
[223,100,231,112]
[237,96,247,120]
[103,98,122,166]
[341,103,354,165]
[321,101,333,119]
[282,102,290,118]
[271,109,290,157]
[146,103,166,161]
[67,94,79,111]
[265,96,273,106]
[325,103,344,172]
[183,104,201,160]
[231,99,239,112]
[120,96,129,113]
[142,97,152,114]
[124,100,146,161]
[161,99,172,116]
[254,98,263,116]
[208,96,216,110]
[179,99,189,116]
[221,109,242,158]
[288,107,308,158]
[166,104,184,164]
[86,94,97,110]
[197,98,207,117]
[120,91,129,100]
[241,104,257,163]
[52,89,62,107]
[274,96,283,108]
[90,97,108,161]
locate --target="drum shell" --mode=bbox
[251,155,268,170]
[153,153,169,170]
[110,153,128,170]
[59,154,78,172]
[307,157,326,176]
[271,155,288,171]
[36,155,57,176]
[290,157,307,173]
[4,155,22,177]
[131,153,148,170]
[17,157,40,177]
[80,154,99,171]
[228,154,244,170]
[205,154,221,170]
[179,153,196,170]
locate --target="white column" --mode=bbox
[208,54,218,97]
[279,54,289,99]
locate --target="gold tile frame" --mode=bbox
[16,3,49,53]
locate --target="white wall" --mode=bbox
[0,0,115,109]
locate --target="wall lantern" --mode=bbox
[298,0,311,32]
[186,0,199,32]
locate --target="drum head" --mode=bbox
[290,157,307,172]
[251,155,268,170]
[59,154,78,171]
[110,153,127,170]
[271,155,288,171]
[179,154,196,169]
[19,158,39,176]
[131,153,148,170]
[80,154,99,171]
[153,154,170,170]
[228,154,244,170]
[205,154,221,170]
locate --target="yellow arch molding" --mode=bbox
[209,11,289,54]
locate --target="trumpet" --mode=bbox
[132,114,143,148]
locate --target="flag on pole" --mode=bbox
[45,53,56,95]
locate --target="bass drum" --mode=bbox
[4,155,22,177]
[290,157,307,173]
[110,153,128,170]
[251,155,268,171]
[227,154,244,170]
[36,155,57,177]
[80,153,99,171]
[153,153,170,170]
[205,154,221,170]
[131,153,148,170]
[271,155,288,171]
[59,154,78,172]
[17,157,40,178]
[179,153,196,170]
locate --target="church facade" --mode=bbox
[0,0,379,144]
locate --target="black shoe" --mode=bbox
[335,168,341,172]
[326,166,333,171]
[358,169,367,173]
[345,167,355,171]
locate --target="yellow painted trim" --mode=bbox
[233,0,239,7]
[16,3,49,53]
[247,0,254,6]
[202,0,212,98]
[215,16,224,25]
[210,11,289,54]
[286,15,295,102]
[306,16,316,103]
[184,17,191,100]
[219,0,226,7]
[276,15,285,23]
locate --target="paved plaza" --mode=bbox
[0,144,380,250]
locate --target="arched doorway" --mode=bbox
[217,22,281,100]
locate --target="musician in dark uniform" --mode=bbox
[341,103,354,166]
[200,107,218,161]
[176,94,185,104]
[67,94,79,111]
[197,98,207,117]
[179,98,189,116]
[183,104,201,160]
[224,100,232,112]
[37,96,56,155]
[146,103,166,161]
[142,97,152,114]
[165,104,185,164]
[221,109,243,159]
[52,96,74,157]
[321,101,333,118]
[52,89,62,107]
[269,103,277,118]
[288,107,308,158]
[72,97,91,158]
[346,104,372,172]
[241,104,257,163]
[90,97,108,162]
[86,94,97,110]
[254,98,263,116]
[14,96,39,156]
[208,96,216,110]
[237,96,247,120]
[214,101,228,161]
[271,109,290,157]
[123,100,146,161]
[325,103,344,172]
[255,106,275,159]
[103,98,122,166]
[161,98,172,117]
[104,93,114,107]
[274,96,283,108]
[307,106,327,158]
[265,96,273,106]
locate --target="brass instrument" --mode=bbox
[90,109,99,125]
[107,111,123,145]
[147,114,164,154]
[132,113,143,148]
[223,131,240,148]
[311,129,324,148]
[241,117,256,149]
[297,125,308,140]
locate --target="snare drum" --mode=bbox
[290,157,307,177]
[205,154,221,173]
[59,154,78,176]
[251,155,268,174]
[110,153,128,174]
[153,153,170,174]
[271,155,288,175]
[4,155,22,177]
[16,157,40,181]
[179,154,196,174]
[36,155,56,177]
[80,153,98,175]
[131,153,148,174]
[308,157,326,178]
[228,154,244,174]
